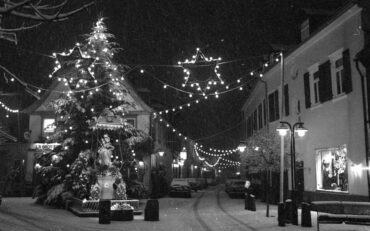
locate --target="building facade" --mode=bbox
[241,3,370,201]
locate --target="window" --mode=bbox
[316,144,348,192]
[304,62,334,108]
[306,63,320,107]
[43,118,55,136]
[329,48,353,97]
[334,58,344,95]
[268,90,279,122]
[124,117,136,128]
[312,72,320,105]
[258,104,263,129]
[328,48,353,99]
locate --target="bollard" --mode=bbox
[301,202,312,227]
[292,202,298,225]
[145,199,159,221]
[99,199,111,224]
[249,195,256,211]
[278,202,285,226]
[285,199,292,224]
[244,193,250,210]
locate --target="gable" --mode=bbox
[23,79,152,115]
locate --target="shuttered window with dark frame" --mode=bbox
[304,72,311,108]
[263,99,267,125]
[318,60,333,103]
[258,103,263,129]
[247,116,252,138]
[342,49,352,93]
[274,90,279,120]
[268,90,279,122]
[253,109,258,131]
[284,84,289,116]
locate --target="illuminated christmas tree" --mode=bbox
[34,18,151,206]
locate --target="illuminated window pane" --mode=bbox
[316,144,348,192]
[43,118,56,133]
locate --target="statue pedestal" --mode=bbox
[98,175,115,200]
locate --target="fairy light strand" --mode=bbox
[0,100,19,113]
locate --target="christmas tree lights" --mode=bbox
[34,18,151,205]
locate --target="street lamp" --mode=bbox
[158,150,165,157]
[179,147,187,178]
[276,120,308,225]
[180,147,187,160]
[237,142,247,152]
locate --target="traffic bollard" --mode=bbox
[244,194,250,210]
[250,195,256,211]
[278,202,285,226]
[99,199,111,224]
[285,199,292,224]
[301,202,312,227]
[145,199,159,221]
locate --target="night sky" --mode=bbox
[0,0,348,149]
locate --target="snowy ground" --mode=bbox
[1,185,369,231]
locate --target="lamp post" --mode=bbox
[276,120,308,225]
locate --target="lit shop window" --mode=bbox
[316,144,348,192]
[43,118,56,134]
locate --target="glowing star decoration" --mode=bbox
[178,48,223,93]
[51,46,95,82]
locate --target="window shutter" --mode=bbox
[303,72,311,108]
[284,84,289,116]
[318,60,333,103]
[263,99,267,125]
[274,90,280,120]
[343,49,352,93]
[269,93,274,122]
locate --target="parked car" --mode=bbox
[187,178,201,192]
[225,179,245,198]
[169,178,191,198]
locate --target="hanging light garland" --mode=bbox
[155,115,243,154]
[204,157,222,168]
[194,144,237,157]
[154,115,242,168]
[0,100,19,113]
[7,49,281,107]
[220,157,241,165]
[152,74,260,117]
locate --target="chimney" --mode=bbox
[301,19,310,42]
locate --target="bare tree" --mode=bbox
[0,0,94,98]
[240,131,289,217]
[0,0,94,44]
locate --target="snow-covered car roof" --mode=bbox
[171,178,190,186]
